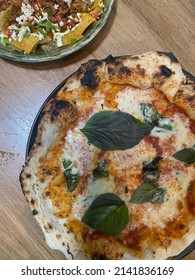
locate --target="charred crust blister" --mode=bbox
[105,54,114,63]
[157,52,179,63]
[80,60,103,90]
[106,58,132,78]
[55,100,70,110]
[154,65,173,79]
[50,99,77,123]
[182,70,195,83]
[136,64,146,76]
[45,191,50,197]
[31,199,35,205]
[119,66,131,76]
[107,67,115,75]
[160,65,173,78]
[187,95,195,102]
[48,223,53,229]
[32,209,38,215]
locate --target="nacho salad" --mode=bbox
[0,0,104,54]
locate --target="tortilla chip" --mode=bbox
[0,4,19,32]
[62,13,95,46]
[11,34,51,54]
[91,0,104,13]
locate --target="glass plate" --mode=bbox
[24,67,195,260]
[0,0,114,63]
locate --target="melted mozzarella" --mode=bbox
[63,119,98,176]
[73,175,116,220]
[62,92,113,176]
[115,87,152,120]
[171,114,195,150]
[133,162,195,228]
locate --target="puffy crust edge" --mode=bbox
[174,84,195,120]
[104,51,186,102]
[20,51,195,260]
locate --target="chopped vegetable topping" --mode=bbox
[0,0,104,53]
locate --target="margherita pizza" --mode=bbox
[20,51,195,259]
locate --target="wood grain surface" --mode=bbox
[0,0,194,260]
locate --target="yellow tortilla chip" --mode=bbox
[0,4,19,31]
[11,34,51,54]
[91,0,104,13]
[11,35,40,54]
[62,13,95,46]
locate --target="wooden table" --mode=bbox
[0,0,194,260]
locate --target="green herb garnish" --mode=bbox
[140,103,172,130]
[62,159,79,192]
[93,160,108,181]
[82,193,129,236]
[140,103,161,125]
[173,148,195,165]
[71,38,78,45]
[81,111,154,150]
[45,7,54,16]
[130,182,165,204]
[130,157,165,204]
[142,156,162,183]
[35,19,54,35]
[0,37,10,47]
[62,159,72,169]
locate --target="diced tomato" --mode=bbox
[38,0,46,6]
[48,0,57,14]
[90,11,100,20]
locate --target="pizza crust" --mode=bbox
[20,51,195,260]
[104,52,186,102]
[174,84,195,120]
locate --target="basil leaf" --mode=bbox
[93,160,108,181]
[62,159,79,192]
[140,103,161,125]
[140,103,172,131]
[143,156,162,172]
[82,193,129,236]
[64,170,79,192]
[130,182,165,204]
[62,159,72,170]
[173,148,195,164]
[81,111,153,150]
[130,157,164,204]
[158,118,173,131]
[142,156,162,183]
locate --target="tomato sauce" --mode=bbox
[144,135,163,156]
[186,181,195,215]
[189,119,195,134]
